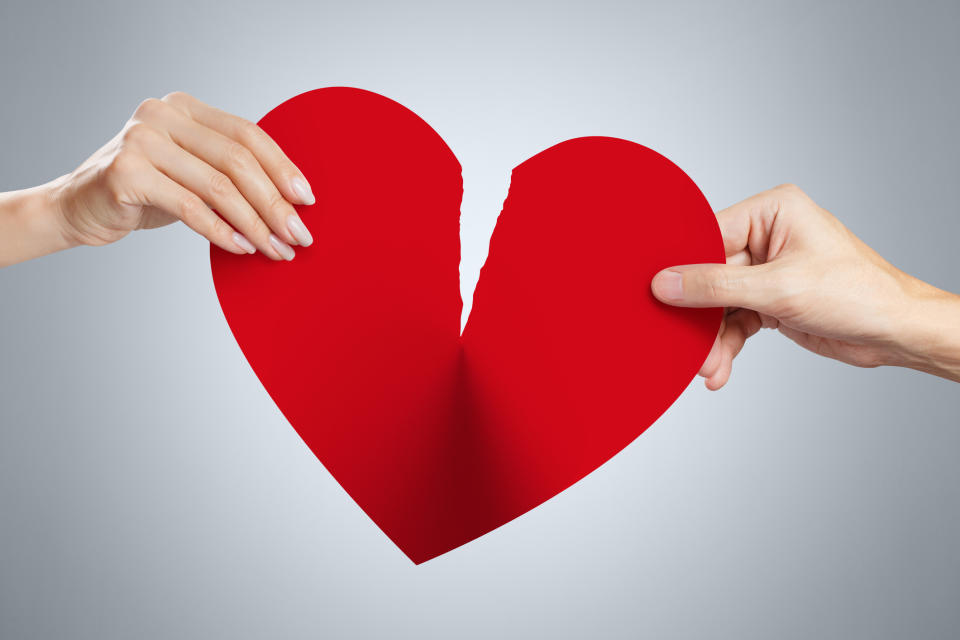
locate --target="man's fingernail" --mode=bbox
[653,270,684,301]
[286,214,313,247]
[291,177,315,205]
[269,234,296,261]
[232,232,256,254]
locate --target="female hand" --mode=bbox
[651,184,960,387]
[0,92,314,266]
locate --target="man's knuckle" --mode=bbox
[773,183,811,208]
[703,267,732,299]
[705,281,725,301]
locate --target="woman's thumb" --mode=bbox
[651,264,773,311]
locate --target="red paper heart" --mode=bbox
[211,88,723,563]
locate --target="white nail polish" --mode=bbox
[287,214,313,247]
[291,177,315,206]
[232,232,256,254]
[269,234,295,261]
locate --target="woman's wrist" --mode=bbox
[0,177,79,267]
[889,279,960,381]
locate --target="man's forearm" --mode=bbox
[895,281,960,382]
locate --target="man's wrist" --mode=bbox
[889,280,960,382]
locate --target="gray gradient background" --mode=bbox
[1,1,958,638]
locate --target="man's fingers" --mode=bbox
[161,92,315,207]
[651,263,775,312]
[699,328,724,378]
[714,192,773,257]
[713,184,801,259]
[726,249,752,266]
[702,309,763,390]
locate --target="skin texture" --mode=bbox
[0,92,314,267]
[651,184,960,387]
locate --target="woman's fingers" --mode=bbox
[137,167,253,256]
[160,92,315,207]
[132,128,293,260]
[131,97,310,250]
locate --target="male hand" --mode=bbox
[651,184,960,387]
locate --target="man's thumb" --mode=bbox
[651,264,772,310]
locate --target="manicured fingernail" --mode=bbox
[286,214,313,247]
[269,234,295,261]
[232,232,256,254]
[653,269,684,301]
[291,177,315,205]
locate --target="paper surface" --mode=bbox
[210,87,724,563]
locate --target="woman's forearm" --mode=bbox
[0,178,78,267]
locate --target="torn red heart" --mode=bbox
[210,88,723,563]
